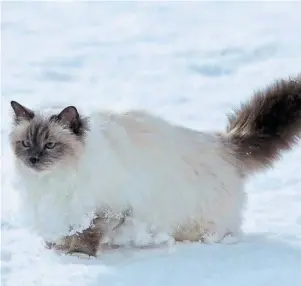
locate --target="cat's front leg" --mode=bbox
[44,227,102,258]
[45,210,130,258]
[67,210,133,257]
[66,229,101,258]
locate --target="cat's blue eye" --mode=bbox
[22,140,30,148]
[45,142,56,149]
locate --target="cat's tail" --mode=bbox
[225,75,301,173]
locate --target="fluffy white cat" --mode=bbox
[9,75,301,256]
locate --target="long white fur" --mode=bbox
[13,109,246,243]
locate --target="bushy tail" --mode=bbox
[226,75,301,173]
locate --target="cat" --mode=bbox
[9,75,301,257]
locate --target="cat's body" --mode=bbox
[14,110,244,242]
[9,75,301,257]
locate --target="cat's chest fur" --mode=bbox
[15,111,244,241]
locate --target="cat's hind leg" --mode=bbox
[172,220,241,244]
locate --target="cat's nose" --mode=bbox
[29,157,39,165]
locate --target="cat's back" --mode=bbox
[89,108,239,185]
[90,108,212,146]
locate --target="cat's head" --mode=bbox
[9,101,89,174]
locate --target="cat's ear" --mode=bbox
[10,101,35,123]
[57,106,88,137]
[57,106,80,126]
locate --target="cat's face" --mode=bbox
[9,101,89,173]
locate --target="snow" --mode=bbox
[1,1,301,285]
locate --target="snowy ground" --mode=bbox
[1,2,301,286]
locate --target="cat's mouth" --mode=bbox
[23,160,52,174]
[27,164,46,173]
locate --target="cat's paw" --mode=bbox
[66,251,95,259]
[202,231,241,244]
